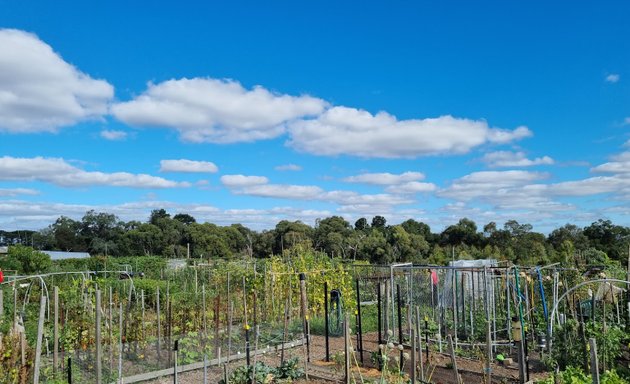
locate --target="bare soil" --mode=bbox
[145,332,551,383]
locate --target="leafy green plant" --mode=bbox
[218,358,304,384]
[274,357,304,380]
[536,367,626,384]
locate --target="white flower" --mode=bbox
[397,344,404,351]
[387,329,394,337]
[378,344,385,350]
[387,342,395,349]
[403,352,410,361]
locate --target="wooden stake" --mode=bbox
[33,294,47,384]
[227,301,233,363]
[109,286,114,371]
[590,338,600,384]
[281,294,290,364]
[411,328,417,384]
[416,307,424,381]
[157,286,162,362]
[54,286,59,373]
[118,303,123,383]
[214,295,220,358]
[447,334,460,384]
[299,273,310,362]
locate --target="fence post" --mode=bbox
[589,338,600,384]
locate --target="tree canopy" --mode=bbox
[1,211,629,267]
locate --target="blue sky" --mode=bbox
[1,1,629,232]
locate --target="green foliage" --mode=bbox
[537,367,626,384]
[0,245,51,274]
[274,357,304,380]
[218,358,304,384]
[551,319,626,373]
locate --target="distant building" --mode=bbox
[167,259,188,270]
[0,246,8,255]
[41,251,91,261]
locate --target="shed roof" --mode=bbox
[42,250,91,260]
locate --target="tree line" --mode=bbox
[1,209,629,266]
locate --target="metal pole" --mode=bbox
[324,281,330,362]
[96,290,102,384]
[344,314,351,384]
[377,282,382,345]
[173,339,179,384]
[397,284,404,372]
[356,279,363,364]
[67,357,72,384]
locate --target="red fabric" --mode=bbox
[431,269,438,285]
[0,269,4,283]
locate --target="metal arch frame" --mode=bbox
[547,278,630,351]
[1,270,137,321]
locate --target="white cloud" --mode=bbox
[100,130,128,140]
[160,159,218,173]
[275,164,302,171]
[240,184,324,200]
[0,156,189,188]
[111,77,326,143]
[590,151,630,175]
[221,174,414,208]
[482,151,554,167]
[0,188,39,197]
[549,176,630,197]
[0,29,114,133]
[450,170,547,186]
[438,171,554,210]
[220,174,269,187]
[605,74,620,83]
[0,199,333,231]
[287,107,531,158]
[385,181,437,194]
[343,171,425,185]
